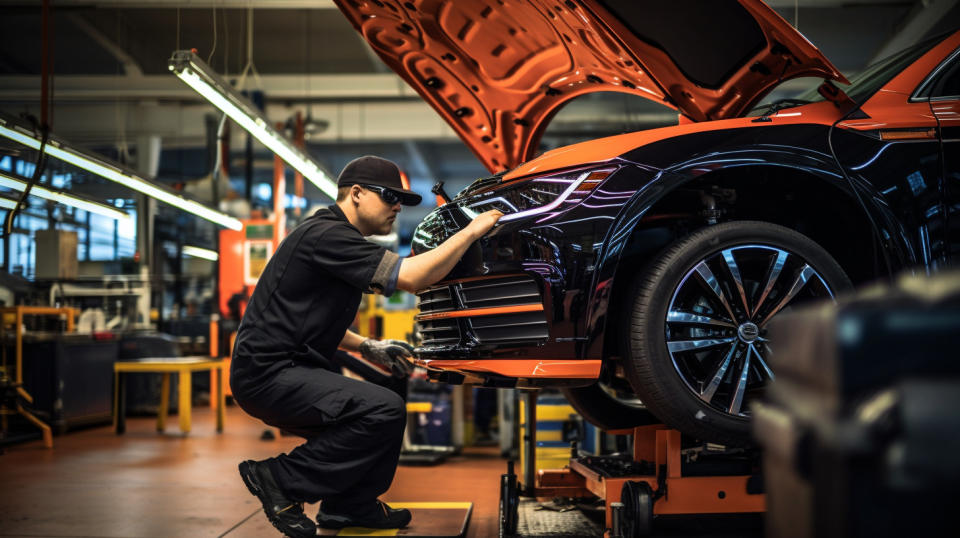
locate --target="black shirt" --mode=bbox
[232,204,400,380]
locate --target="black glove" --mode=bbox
[359,338,415,378]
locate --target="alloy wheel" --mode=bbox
[665,245,836,417]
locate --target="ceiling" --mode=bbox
[0,0,958,242]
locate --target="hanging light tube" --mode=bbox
[168,50,338,200]
[0,116,243,231]
[0,171,131,221]
[182,245,219,261]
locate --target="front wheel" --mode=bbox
[623,221,852,445]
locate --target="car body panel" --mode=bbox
[333,0,845,172]
[407,27,960,382]
[502,100,845,181]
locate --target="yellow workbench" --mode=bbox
[113,357,226,435]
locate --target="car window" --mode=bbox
[749,33,946,115]
[927,51,960,99]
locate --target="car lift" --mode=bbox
[500,393,766,537]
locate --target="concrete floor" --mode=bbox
[0,405,504,537]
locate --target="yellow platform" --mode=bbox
[318,502,472,537]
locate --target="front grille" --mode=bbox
[416,275,548,348]
[459,275,541,309]
[418,287,454,314]
[469,311,549,344]
[418,319,461,346]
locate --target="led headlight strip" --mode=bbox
[0,116,243,230]
[168,50,338,200]
[496,167,617,222]
[0,171,130,221]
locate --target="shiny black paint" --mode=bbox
[412,118,948,366]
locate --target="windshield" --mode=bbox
[749,33,946,115]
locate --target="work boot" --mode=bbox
[238,460,317,538]
[316,500,412,529]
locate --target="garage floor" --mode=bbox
[0,406,503,537]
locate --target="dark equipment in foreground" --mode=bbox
[755,271,960,538]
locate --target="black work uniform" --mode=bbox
[230,204,404,514]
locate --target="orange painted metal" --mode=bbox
[273,122,287,248]
[841,92,938,133]
[332,0,844,172]
[839,32,960,133]
[634,424,670,463]
[415,303,543,321]
[209,319,218,358]
[539,426,764,529]
[293,112,305,218]
[877,31,960,96]
[503,100,843,182]
[218,219,270,317]
[418,359,602,379]
[585,0,846,122]
[932,99,960,130]
[534,468,593,498]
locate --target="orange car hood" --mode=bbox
[333,0,847,172]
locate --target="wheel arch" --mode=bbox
[587,160,912,360]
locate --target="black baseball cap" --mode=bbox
[337,155,422,206]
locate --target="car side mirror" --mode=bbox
[432,181,452,205]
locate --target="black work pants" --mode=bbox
[232,360,406,511]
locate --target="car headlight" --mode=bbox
[460,166,618,222]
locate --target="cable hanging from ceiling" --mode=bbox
[4,0,53,239]
[236,5,263,93]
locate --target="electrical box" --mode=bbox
[35,229,78,279]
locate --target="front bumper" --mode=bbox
[413,263,599,382]
[409,165,650,382]
[417,274,548,352]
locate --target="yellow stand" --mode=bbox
[114,357,226,435]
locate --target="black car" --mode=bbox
[334,0,960,444]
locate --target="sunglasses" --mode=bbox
[361,184,403,206]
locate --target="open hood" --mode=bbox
[333,0,847,172]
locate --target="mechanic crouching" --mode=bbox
[230,155,503,537]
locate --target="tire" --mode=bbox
[620,481,654,537]
[622,221,852,445]
[561,382,659,431]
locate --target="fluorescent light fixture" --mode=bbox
[0,171,131,221]
[182,245,219,261]
[0,197,19,210]
[0,115,243,231]
[168,50,338,200]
